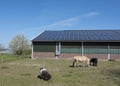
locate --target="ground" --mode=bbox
[0,56,120,86]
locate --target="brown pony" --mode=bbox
[72,56,90,67]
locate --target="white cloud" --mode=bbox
[39,12,100,30]
[83,12,100,17]
[49,17,79,27]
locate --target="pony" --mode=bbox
[38,67,51,81]
[90,58,98,66]
[72,56,90,67]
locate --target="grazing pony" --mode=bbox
[72,56,90,67]
[90,58,98,66]
[38,67,51,81]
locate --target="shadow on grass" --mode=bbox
[1,66,9,69]
[69,65,88,68]
[105,69,120,85]
[37,75,51,81]
[37,75,42,79]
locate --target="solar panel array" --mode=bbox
[32,30,120,42]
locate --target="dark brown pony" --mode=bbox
[90,58,98,66]
[72,56,90,67]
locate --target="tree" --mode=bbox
[9,34,31,56]
[0,43,4,51]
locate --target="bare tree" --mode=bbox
[9,34,31,56]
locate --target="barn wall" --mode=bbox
[33,42,56,52]
[60,53,120,59]
[32,42,56,58]
[61,42,109,54]
[32,42,120,59]
[59,53,108,59]
[33,52,55,58]
[61,42,120,59]
[33,52,120,60]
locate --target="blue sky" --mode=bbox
[0,0,120,48]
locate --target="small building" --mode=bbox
[0,49,9,54]
[32,30,120,60]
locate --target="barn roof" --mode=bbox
[32,30,120,42]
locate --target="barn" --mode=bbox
[32,30,120,60]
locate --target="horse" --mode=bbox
[72,56,90,67]
[90,58,98,66]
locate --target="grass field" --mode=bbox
[0,54,22,63]
[0,55,120,86]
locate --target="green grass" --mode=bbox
[0,54,21,63]
[0,57,120,86]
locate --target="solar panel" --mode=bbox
[32,30,120,42]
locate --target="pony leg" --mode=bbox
[76,61,78,67]
[84,60,89,67]
[72,60,76,67]
[74,60,77,67]
[75,62,77,67]
[72,61,75,67]
[87,60,90,67]
[84,61,87,67]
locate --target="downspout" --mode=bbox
[108,43,110,60]
[55,42,61,59]
[59,42,61,54]
[82,41,84,56]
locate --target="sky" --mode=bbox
[0,0,120,48]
